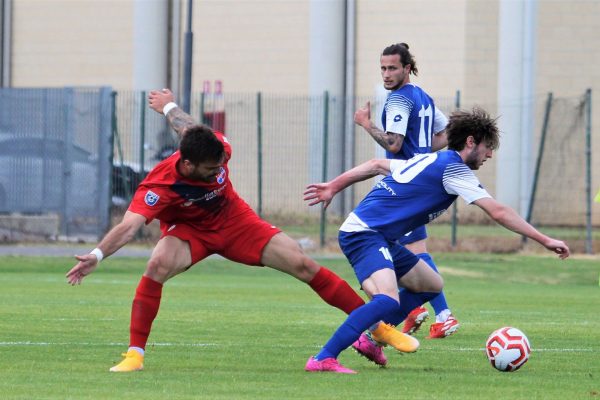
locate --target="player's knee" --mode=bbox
[428,274,444,293]
[290,254,319,282]
[145,257,173,283]
[300,255,319,280]
[412,273,443,293]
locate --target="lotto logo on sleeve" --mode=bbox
[144,190,160,206]
[394,114,402,122]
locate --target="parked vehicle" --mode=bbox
[0,135,98,213]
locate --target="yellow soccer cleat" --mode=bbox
[370,323,420,353]
[109,349,144,372]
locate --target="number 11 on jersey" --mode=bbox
[418,105,433,148]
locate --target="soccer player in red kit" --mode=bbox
[66,89,408,372]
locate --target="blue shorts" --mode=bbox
[339,230,420,285]
[395,225,428,245]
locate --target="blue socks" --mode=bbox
[386,290,439,326]
[315,294,400,360]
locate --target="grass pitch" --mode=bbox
[0,253,599,399]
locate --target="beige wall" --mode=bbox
[461,0,499,199]
[191,0,309,94]
[536,1,600,224]
[11,0,134,88]
[537,1,600,97]
[6,0,600,224]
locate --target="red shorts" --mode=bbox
[160,208,281,266]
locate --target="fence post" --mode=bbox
[97,87,113,237]
[257,92,263,217]
[62,87,75,237]
[585,88,593,254]
[200,91,206,124]
[112,91,132,202]
[139,90,146,179]
[523,92,553,244]
[320,91,329,248]
[451,90,461,248]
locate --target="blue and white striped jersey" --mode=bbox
[381,83,448,160]
[340,151,491,242]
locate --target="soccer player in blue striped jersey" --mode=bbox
[304,108,570,373]
[354,43,457,351]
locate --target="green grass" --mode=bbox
[1,253,599,399]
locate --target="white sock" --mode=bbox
[436,309,451,323]
[129,346,145,356]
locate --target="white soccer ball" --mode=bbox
[485,327,531,372]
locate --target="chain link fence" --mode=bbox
[0,87,112,240]
[0,88,595,252]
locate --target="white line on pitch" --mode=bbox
[0,342,596,353]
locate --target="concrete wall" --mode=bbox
[190,0,309,94]
[11,0,134,88]
[5,0,599,225]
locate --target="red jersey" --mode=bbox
[128,132,251,229]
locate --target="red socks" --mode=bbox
[128,268,360,348]
[129,275,163,349]
[308,267,365,314]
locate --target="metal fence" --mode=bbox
[526,90,594,252]
[111,90,461,214]
[0,88,595,251]
[0,87,113,239]
[111,89,595,251]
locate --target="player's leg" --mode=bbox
[260,232,365,314]
[415,252,449,315]
[367,244,441,349]
[365,257,443,352]
[415,252,460,338]
[403,230,459,336]
[307,232,418,373]
[400,233,430,333]
[262,233,389,366]
[110,231,200,372]
[305,231,419,372]
[220,211,366,315]
[307,270,401,374]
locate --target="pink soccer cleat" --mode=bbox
[352,333,387,366]
[402,306,430,335]
[305,356,357,374]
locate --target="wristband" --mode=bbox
[163,102,178,116]
[90,248,104,263]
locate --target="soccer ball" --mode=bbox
[485,327,531,372]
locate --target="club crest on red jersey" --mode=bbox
[216,167,226,184]
[144,190,160,206]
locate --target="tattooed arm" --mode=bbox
[148,88,197,139]
[354,101,404,153]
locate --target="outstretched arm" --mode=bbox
[354,101,405,153]
[473,197,570,259]
[304,159,391,209]
[148,88,197,139]
[66,211,147,285]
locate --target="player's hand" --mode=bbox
[304,183,335,209]
[543,238,570,259]
[148,88,176,114]
[354,101,371,129]
[66,254,100,285]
